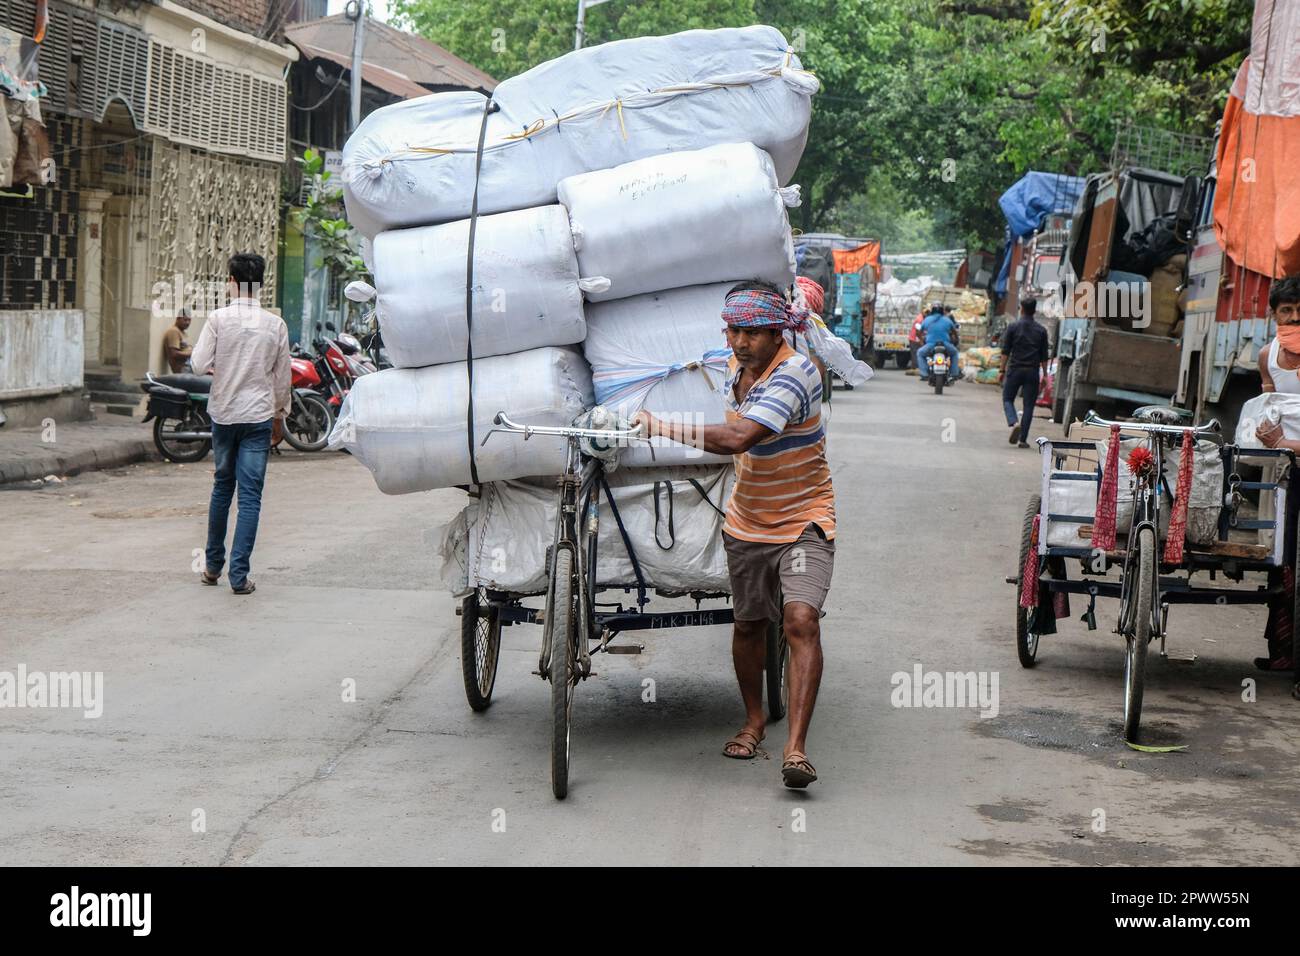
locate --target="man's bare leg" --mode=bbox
[782,601,823,760]
[724,617,768,756]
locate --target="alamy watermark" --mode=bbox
[0,666,103,718]
[890,664,999,718]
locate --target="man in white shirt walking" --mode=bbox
[189,253,291,595]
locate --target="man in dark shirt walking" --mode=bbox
[999,299,1050,447]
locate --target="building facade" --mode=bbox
[0,0,296,422]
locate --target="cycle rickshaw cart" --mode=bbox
[1012,409,1300,741]
[455,413,789,799]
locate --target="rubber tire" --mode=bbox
[460,588,501,712]
[282,391,334,452]
[153,414,211,463]
[934,374,945,395]
[549,548,575,800]
[897,350,911,370]
[1015,494,1043,668]
[765,618,789,721]
[1122,527,1155,743]
[874,350,891,369]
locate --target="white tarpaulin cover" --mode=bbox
[371,205,595,368]
[327,347,593,493]
[559,142,798,302]
[438,465,734,594]
[342,26,817,236]
[583,283,735,468]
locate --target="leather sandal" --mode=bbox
[781,751,818,789]
[722,728,764,760]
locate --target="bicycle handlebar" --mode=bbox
[480,411,648,447]
[1083,409,1221,438]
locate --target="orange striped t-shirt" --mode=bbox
[722,343,836,544]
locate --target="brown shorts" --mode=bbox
[722,523,836,622]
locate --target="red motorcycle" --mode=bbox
[302,325,375,410]
[284,356,334,452]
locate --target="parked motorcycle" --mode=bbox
[302,324,375,411]
[141,372,212,463]
[141,369,334,461]
[285,357,335,452]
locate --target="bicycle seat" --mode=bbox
[155,373,212,393]
[1131,405,1189,425]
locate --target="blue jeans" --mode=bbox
[918,342,957,380]
[206,420,273,589]
[1002,367,1040,443]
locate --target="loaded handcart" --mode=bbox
[455,413,788,799]
[1011,408,1299,741]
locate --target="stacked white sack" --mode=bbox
[342,26,817,237]
[371,205,603,368]
[328,347,592,493]
[1237,393,1300,447]
[584,283,736,468]
[439,465,734,594]
[558,143,798,302]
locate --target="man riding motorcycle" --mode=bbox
[916,302,960,385]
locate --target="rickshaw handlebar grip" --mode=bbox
[1082,409,1220,438]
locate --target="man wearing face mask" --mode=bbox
[189,253,291,596]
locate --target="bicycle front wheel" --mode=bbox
[549,548,576,799]
[1123,527,1155,742]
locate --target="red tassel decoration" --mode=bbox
[1164,429,1194,564]
[1020,514,1041,608]
[1092,423,1122,551]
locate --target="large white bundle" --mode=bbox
[1236,393,1300,447]
[558,143,798,302]
[584,283,735,468]
[372,205,597,368]
[342,26,817,237]
[438,466,734,594]
[328,348,593,493]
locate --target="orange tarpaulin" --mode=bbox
[1212,1,1300,280]
[832,240,880,275]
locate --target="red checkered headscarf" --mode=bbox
[722,288,810,333]
[795,276,825,315]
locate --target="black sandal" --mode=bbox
[231,581,256,595]
[200,570,220,586]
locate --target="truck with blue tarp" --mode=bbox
[992,171,1086,353]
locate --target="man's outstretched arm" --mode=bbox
[633,411,773,456]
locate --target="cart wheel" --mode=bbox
[1121,527,1156,742]
[1015,494,1043,668]
[765,618,789,721]
[548,549,576,800]
[459,588,502,712]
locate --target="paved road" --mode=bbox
[3,372,1299,865]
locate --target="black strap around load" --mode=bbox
[653,481,675,550]
[600,475,648,609]
[687,477,727,518]
[464,98,499,487]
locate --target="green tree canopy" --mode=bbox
[389,0,1250,248]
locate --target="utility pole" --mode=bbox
[347,0,367,134]
[574,0,614,51]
